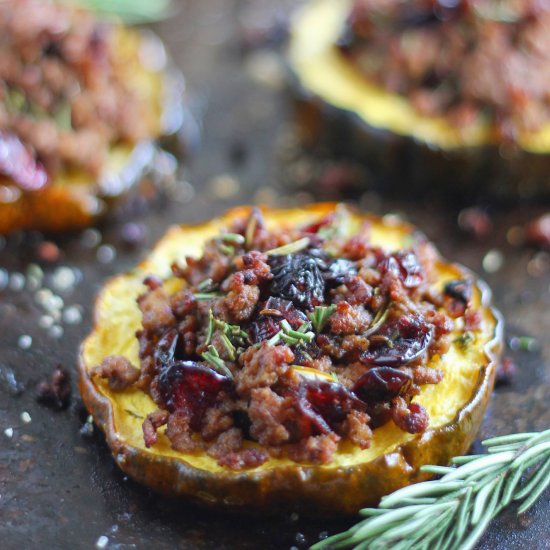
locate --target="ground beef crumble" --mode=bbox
[338,0,550,141]
[95,207,483,469]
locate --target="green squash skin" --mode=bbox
[291,86,550,202]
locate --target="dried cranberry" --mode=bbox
[159,361,233,431]
[302,379,365,425]
[444,279,472,305]
[380,252,425,288]
[0,131,48,191]
[268,253,325,309]
[250,297,309,343]
[323,258,358,286]
[301,213,336,234]
[361,314,433,366]
[353,367,412,403]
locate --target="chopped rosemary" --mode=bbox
[201,345,233,379]
[266,237,310,256]
[193,292,223,301]
[205,309,249,348]
[308,305,336,333]
[216,233,245,245]
[218,243,235,256]
[363,301,391,337]
[267,320,314,347]
[313,428,550,550]
[219,333,236,361]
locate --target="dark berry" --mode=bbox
[36,366,71,410]
[361,314,433,366]
[159,361,233,431]
[353,367,412,403]
[444,279,472,305]
[323,258,357,286]
[380,252,425,288]
[250,297,309,343]
[268,253,325,309]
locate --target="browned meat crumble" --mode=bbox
[0,0,157,190]
[94,207,482,469]
[338,0,550,141]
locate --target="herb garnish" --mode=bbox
[201,345,233,379]
[267,320,315,347]
[308,305,336,333]
[205,309,249,348]
[193,292,223,301]
[265,237,310,256]
[313,429,550,550]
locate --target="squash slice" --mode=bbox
[288,0,550,198]
[79,203,503,514]
[0,27,183,235]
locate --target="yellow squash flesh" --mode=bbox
[0,27,173,235]
[79,203,503,514]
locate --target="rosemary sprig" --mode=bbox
[205,309,249,348]
[313,429,550,550]
[65,0,172,24]
[308,305,336,333]
[201,345,233,379]
[267,320,315,347]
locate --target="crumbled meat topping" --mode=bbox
[338,0,550,141]
[96,207,483,469]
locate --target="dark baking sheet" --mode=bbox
[1,1,550,549]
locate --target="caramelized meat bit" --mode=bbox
[218,448,269,470]
[287,433,340,464]
[248,388,292,446]
[391,397,429,434]
[340,410,372,449]
[329,302,371,334]
[166,410,200,453]
[92,356,139,391]
[36,366,71,410]
[236,343,294,396]
[142,409,169,448]
[138,287,176,334]
[206,427,243,459]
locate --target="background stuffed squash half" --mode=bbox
[80,203,502,514]
[0,0,184,235]
[288,0,550,199]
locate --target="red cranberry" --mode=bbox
[159,361,233,431]
[353,367,412,403]
[361,314,433,366]
[381,252,425,288]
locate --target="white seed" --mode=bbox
[9,272,25,291]
[97,245,116,264]
[81,228,102,248]
[18,335,32,350]
[39,315,55,329]
[20,411,31,424]
[4,427,13,438]
[0,268,8,291]
[95,536,109,549]
[63,306,82,325]
[48,325,64,339]
[482,249,504,273]
[52,267,77,292]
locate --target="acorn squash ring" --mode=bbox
[79,203,503,514]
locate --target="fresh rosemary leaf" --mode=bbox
[193,292,223,301]
[265,237,310,256]
[66,0,172,24]
[201,345,233,379]
[308,305,336,333]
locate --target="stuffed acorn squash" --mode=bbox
[0,0,182,234]
[80,203,502,514]
[288,0,550,198]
